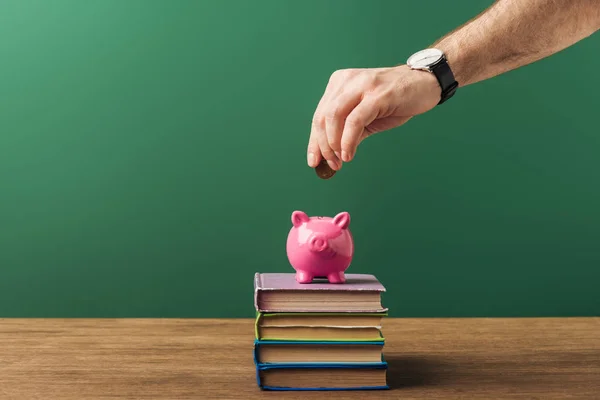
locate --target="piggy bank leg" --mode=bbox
[327,271,346,284]
[296,271,314,284]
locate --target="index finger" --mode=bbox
[307,78,336,168]
[307,128,321,167]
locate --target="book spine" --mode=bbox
[254,312,262,339]
[253,272,262,290]
[253,273,261,310]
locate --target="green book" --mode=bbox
[255,311,387,342]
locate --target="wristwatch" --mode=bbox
[406,48,458,105]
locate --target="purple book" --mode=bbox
[254,273,387,313]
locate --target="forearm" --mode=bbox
[434,0,600,86]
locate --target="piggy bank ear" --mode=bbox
[291,211,310,227]
[333,212,350,230]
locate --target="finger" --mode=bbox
[307,129,321,167]
[311,105,342,169]
[308,78,338,167]
[324,92,362,158]
[340,98,379,162]
[317,125,341,170]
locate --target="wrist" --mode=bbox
[405,48,459,105]
[406,65,442,102]
[390,65,443,115]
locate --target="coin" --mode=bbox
[315,159,336,179]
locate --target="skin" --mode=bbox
[307,0,600,171]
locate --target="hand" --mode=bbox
[307,65,442,170]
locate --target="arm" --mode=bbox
[434,0,600,86]
[308,0,600,170]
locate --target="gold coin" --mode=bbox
[315,159,336,179]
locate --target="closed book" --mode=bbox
[255,362,389,391]
[255,312,386,341]
[253,273,387,313]
[254,339,385,364]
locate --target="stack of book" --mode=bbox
[253,272,389,391]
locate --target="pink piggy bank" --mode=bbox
[286,210,354,284]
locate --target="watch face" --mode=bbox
[407,48,444,69]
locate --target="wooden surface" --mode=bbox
[1,318,599,399]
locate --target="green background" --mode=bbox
[1,0,598,317]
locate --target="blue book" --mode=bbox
[253,340,388,391]
[255,361,389,391]
[254,339,385,365]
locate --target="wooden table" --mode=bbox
[1,318,599,399]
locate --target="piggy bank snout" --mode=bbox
[308,233,329,253]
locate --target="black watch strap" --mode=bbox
[430,59,458,105]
